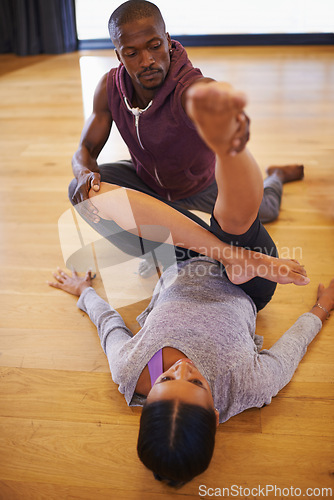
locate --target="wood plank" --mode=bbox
[0,367,137,424]
[0,417,146,491]
[0,481,180,500]
[203,432,334,492]
[279,381,334,399]
[0,329,109,372]
[261,398,334,437]
[0,418,333,494]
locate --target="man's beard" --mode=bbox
[139,80,164,91]
[137,68,164,91]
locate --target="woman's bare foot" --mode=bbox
[266,164,304,183]
[225,249,310,286]
[47,268,94,296]
[185,82,247,155]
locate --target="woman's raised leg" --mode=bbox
[185,81,263,234]
[185,81,309,304]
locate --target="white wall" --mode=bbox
[76,0,334,39]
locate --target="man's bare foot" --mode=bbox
[266,164,304,184]
[185,82,247,155]
[225,249,310,286]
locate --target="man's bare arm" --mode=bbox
[71,73,112,214]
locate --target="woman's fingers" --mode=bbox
[53,272,64,283]
[48,280,62,289]
[71,267,78,277]
[48,267,94,288]
[317,283,325,297]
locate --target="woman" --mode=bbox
[49,82,333,486]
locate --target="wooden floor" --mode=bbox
[0,45,333,499]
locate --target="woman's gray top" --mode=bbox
[77,257,322,423]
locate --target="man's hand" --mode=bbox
[72,171,101,223]
[228,112,250,156]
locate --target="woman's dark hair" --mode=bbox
[137,400,217,488]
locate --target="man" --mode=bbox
[69,0,303,275]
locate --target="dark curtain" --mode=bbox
[0,0,78,55]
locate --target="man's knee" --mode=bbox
[258,185,282,223]
[258,199,279,224]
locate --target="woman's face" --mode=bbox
[147,359,218,422]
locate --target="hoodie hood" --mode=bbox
[116,40,198,108]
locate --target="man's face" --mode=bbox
[113,16,172,92]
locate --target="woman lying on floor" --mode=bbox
[49,82,334,487]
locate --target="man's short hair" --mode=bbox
[108,0,165,44]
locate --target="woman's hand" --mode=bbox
[311,278,334,322]
[47,268,94,297]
